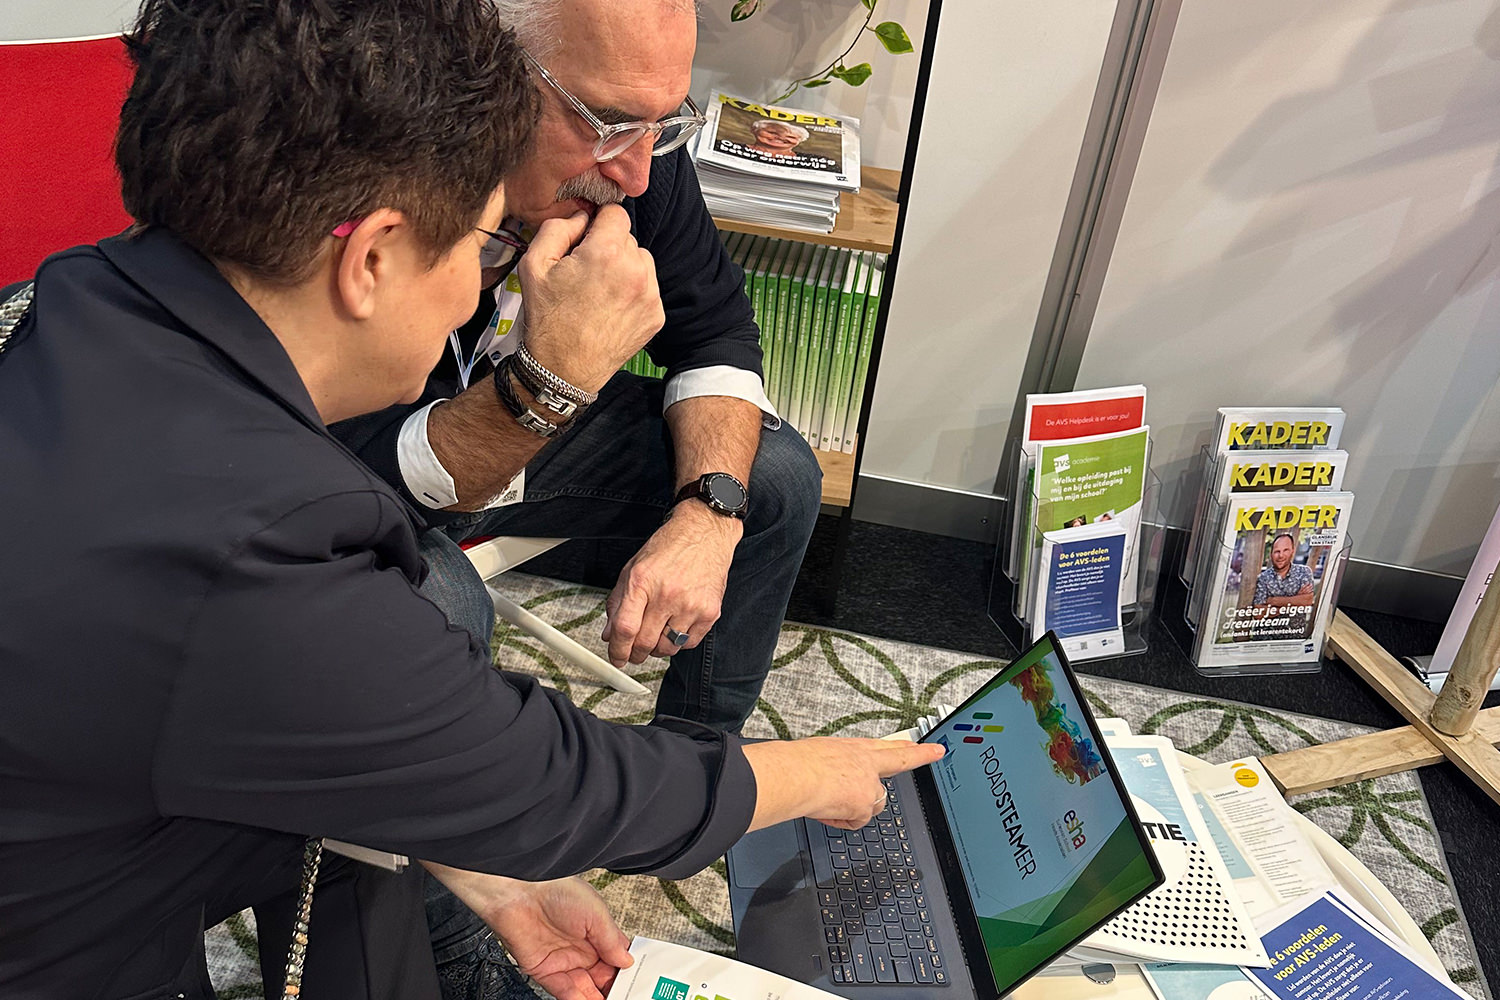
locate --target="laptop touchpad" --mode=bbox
[729,821,803,888]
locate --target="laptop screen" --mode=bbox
[917,632,1160,997]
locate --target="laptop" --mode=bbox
[727,631,1164,999]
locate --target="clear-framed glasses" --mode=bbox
[522,51,704,163]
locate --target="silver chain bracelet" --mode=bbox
[514,341,598,407]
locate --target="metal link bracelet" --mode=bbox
[514,341,598,409]
[493,354,569,438]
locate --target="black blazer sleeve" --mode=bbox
[153,489,756,880]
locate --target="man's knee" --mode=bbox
[747,424,823,535]
[416,529,497,648]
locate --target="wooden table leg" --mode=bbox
[1431,558,1500,736]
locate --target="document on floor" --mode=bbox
[1247,889,1470,1000]
[607,937,844,1000]
[1185,757,1335,919]
[1079,736,1271,968]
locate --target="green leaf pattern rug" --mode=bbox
[206,573,1491,1000]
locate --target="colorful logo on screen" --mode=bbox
[1009,661,1104,785]
[950,713,1005,744]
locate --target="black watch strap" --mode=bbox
[672,472,749,520]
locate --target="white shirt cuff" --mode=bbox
[398,401,526,511]
[663,365,781,429]
[397,401,461,509]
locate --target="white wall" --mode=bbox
[1,2,134,41]
[856,0,1121,491]
[1076,0,1500,576]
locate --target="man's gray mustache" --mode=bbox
[556,172,626,205]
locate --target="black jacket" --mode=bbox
[0,227,755,995]
[330,147,760,523]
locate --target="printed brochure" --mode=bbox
[695,92,861,190]
[1008,386,1147,583]
[1211,449,1349,499]
[1031,521,1128,661]
[1185,757,1334,920]
[1211,407,1346,454]
[1247,890,1469,1000]
[1195,492,1355,670]
[607,938,844,1000]
[1183,407,1346,588]
[1021,424,1150,613]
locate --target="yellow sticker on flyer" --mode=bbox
[1233,767,1259,788]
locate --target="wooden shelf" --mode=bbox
[815,438,856,508]
[712,166,900,254]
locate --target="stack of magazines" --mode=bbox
[1181,407,1354,673]
[691,91,861,234]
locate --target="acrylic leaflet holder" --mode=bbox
[1163,446,1354,677]
[989,436,1164,661]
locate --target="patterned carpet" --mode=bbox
[206,573,1491,1000]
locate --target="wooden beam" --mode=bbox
[1324,611,1500,805]
[1261,707,1500,796]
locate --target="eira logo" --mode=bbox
[1063,810,1086,849]
[1226,421,1332,448]
[1234,504,1339,532]
[1230,461,1335,490]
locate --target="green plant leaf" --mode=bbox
[831,62,872,86]
[730,0,760,21]
[861,0,877,9]
[873,21,913,54]
[803,78,833,88]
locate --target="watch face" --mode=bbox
[705,474,748,511]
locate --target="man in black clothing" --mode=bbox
[0,2,943,997]
[331,0,823,737]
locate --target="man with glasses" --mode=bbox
[327,1,826,995]
[333,0,821,738]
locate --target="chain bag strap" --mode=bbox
[0,282,35,354]
[281,837,325,998]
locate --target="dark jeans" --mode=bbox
[415,372,822,1000]
[419,371,823,731]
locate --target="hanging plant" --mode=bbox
[730,0,914,104]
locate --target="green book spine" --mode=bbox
[778,242,811,423]
[788,244,825,437]
[765,239,793,411]
[819,250,855,451]
[842,253,885,454]
[832,253,870,452]
[825,250,859,449]
[805,249,841,449]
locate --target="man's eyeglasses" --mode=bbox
[522,51,704,163]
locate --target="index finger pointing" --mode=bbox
[876,741,948,778]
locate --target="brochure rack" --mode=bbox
[1162,446,1354,676]
[989,437,1164,660]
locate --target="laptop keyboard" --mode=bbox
[809,779,949,986]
